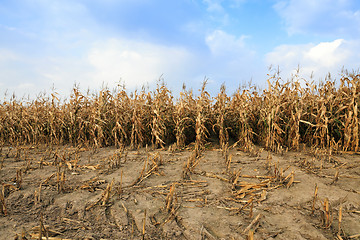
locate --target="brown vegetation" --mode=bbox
[1,71,360,153]
[0,72,360,239]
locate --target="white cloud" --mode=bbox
[265,39,360,80]
[87,38,194,90]
[206,30,248,55]
[274,0,360,37]
[203,0,225,13]
[201,0,231,27]
[305,39,349,67]
[0,49,93,98]
[0,39,193,98]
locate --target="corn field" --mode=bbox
[1,71,360,152]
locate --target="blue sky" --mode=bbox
[1,0,360,98]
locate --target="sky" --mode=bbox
[1,0,360,98]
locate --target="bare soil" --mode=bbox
[0,144,359,240]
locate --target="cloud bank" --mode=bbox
[266,39,360,80]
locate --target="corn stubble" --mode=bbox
[2,71,360,239]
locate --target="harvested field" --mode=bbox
[1,74,360,239]
[0,144,359,239]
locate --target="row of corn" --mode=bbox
[1,71,360,152]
